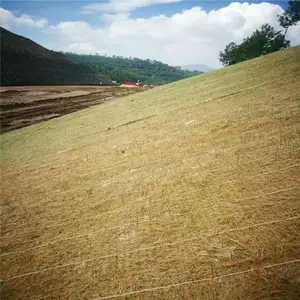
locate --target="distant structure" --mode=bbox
[123,81,144,87]
[122,81,156,89]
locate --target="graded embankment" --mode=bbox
[1,47,300,300]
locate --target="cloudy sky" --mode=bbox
[1,1,300,68]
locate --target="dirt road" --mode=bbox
[0,86,143,133]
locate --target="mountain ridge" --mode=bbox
[0,27,110,86]
[180,64,214,73]
[1,27,202,86]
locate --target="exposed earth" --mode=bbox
[0,85,143,133]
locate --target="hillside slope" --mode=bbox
[1,47,300,300]
[65,53,202,85]
[0,27,110,86]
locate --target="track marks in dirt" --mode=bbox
[0,87,142,133]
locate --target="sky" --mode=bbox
[1,1,300,68]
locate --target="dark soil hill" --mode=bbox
[0,27,110,86]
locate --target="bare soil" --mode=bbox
[0,85,143,133]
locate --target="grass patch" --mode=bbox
[1,47,300,300]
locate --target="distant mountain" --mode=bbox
[0,27,110,86]
[0,27,202,87]
[181,64,214,73]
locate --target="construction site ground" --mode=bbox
[0,85,143,133]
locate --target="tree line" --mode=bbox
[219,0,300,66]
[64,53,201,85]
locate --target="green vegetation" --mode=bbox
[278,0,300,38]
[219,24,290,66]
[219,0,300,66]
[1,26,201,86]
[64,52,202,85]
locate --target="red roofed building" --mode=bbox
[123,81,144,87]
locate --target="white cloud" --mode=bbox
[287,25,300,46]
[55,21,97,42]
[67,42,97,53]
[50,2,300,68]
[82,0,182,14]
[0,8,47,29]
[2,3,300,69]
[101,13,131,23]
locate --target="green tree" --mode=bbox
[278,0,300,39]
[219,42,243,66]
[64,52,202,85]
[219,24,290,66]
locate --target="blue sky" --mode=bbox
[1,1,299,68]
[1,1,288,26]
